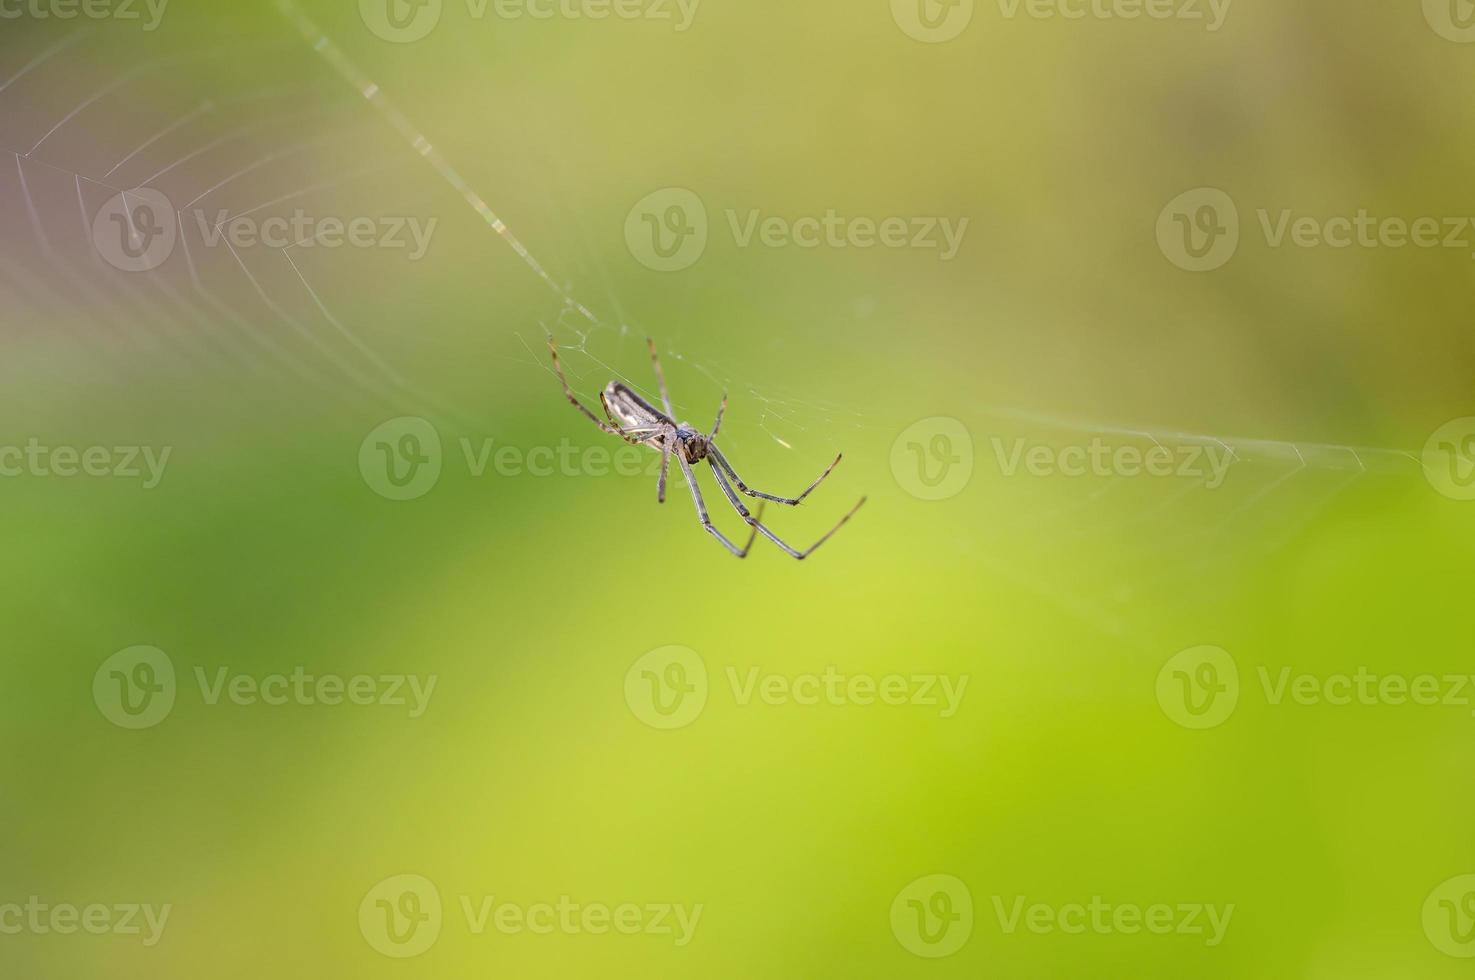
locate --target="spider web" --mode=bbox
[0,10,869,458]
[965,402,1429,641]
[0,11,1440,607]
[0,22,429,407]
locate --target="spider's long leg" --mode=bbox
[647,337,675,418]
[709,459,864,560]
[711,394,728,439]
[547,336,644,442]
[677,453,762,557]
[657,443,671,504]
[548,336,620,434]
[708,444,842,507]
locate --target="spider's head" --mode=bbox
[675,423,709,462]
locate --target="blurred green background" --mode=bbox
[2,0,1474,977]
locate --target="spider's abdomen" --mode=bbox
[602,382,666,430]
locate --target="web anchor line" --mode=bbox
[982,405,1421,477]
[275,0,867,453]
[274,0,604,330]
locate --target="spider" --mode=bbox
[547,336,866,559]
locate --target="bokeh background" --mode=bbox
[2,0,1474,977]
